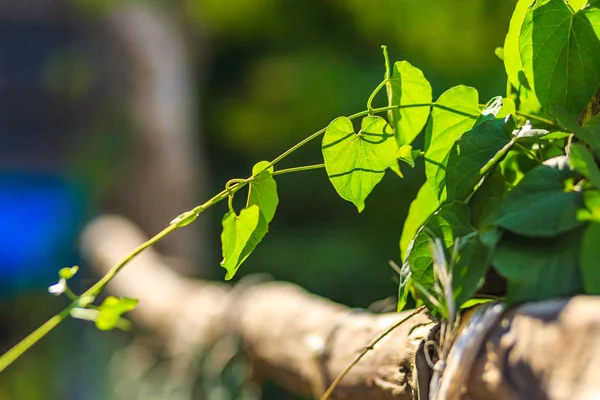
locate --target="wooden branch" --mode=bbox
[81,215,600,400]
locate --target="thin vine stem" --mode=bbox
[515,111,559,128]
[367,79,389,115]
[272,163,325,176]
[0,102,439,374]
[319,306,426,400]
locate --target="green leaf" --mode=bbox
[496,156,584,236]
[493,229,583,304]
[220,205,261,280]
[398,144,418,168]
[469,167,507,229]
[497,97,517,119]
[400,182,439,260]
[494,47,504,61]
[584,113,600,136]
[249,161,278,223]
[579,190,600,221]
[445,117,515,201]
[59,265,79,280]
[581,222,600,294]
[569,0,589,11]
[520,0,600,114]
[405,202,491,311]
[424,86,480,197]
[504,0,536,90]
[322,116,398,212]
[569,143,600,188]
[553,106,600,153]
[389,61,433,146]
[95,296,138,331]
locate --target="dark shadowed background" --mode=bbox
[0,0,515,398]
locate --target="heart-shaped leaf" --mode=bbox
[520,0,600,114]
[388,61,433,145]
[322,116,398,212]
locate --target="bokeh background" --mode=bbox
[0,0,516,398]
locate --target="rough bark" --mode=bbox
[81,215,600,400]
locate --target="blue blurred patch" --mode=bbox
[0,172,85,294]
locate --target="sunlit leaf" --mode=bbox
[220,205,261,280]
[504,0,536,90]
[95,296,138,331]
[520,0,600,114]
[249,161,278,223]
[322,116,398,212]
[59,265,79,280]
[424,86,480,197]
[397,144,418,168]
[400,182,439,260]
[389,61,433,146]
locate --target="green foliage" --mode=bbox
[493,230,583,304]
[322,116,398,212]
[495,157,583,236]
[95,296,138,331]
[445,117,515,201]
[403,202,491,312]
[581,222,600,294]
[519,0,600,115]
[388,61,432,146]
[5,0,600,373]
[423,85,480,198]
[58,266,79,280]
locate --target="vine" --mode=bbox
[2,1,600,389]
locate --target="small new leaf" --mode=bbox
[398,144,418,168]
[95,296,138,331]
[322,116,398,212]
[59,265,79,280]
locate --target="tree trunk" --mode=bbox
[81,215,600,400]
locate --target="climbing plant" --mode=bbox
[1,0,600,376]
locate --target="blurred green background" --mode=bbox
[0,0,516,398]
